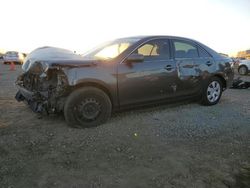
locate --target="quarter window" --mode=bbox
[174,41,198,58]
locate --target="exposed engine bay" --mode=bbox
[15,68,69,114]
[15,46,86,114]
[15,46,98,114]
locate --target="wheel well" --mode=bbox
[238,65,248,70]
[70,82,113,106]
[214,75,227,90]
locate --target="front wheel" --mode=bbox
[201,77,222,106]
[64,87,112,128]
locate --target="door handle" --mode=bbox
[206,61,213,66]
[165,65,173,71]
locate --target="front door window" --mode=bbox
[133,39,171,61]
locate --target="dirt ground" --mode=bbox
[0,63,250,188]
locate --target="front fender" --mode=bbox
[62,67,119,108]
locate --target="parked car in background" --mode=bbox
[15,36,234,128]
[0,55,4,64]
[3,51,25,64]
[238,59,250,75]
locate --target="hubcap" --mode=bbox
[239,67,247,75]
[207,81,221,103]
[74,98,101,121]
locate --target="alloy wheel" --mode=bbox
[239,66,247,75]
[207,81,221,103]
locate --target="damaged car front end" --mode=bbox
[15,47,93,114]
[15,63,69,114]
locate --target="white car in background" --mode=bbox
[0,55,4,63]
[3,51,25,65]
[238,59,250,75]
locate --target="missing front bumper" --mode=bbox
[15,87,49,114]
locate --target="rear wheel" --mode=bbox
[64,87,112,128]
[238,66,248,75]
[201,77,222,105]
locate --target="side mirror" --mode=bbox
[126,53,144,63]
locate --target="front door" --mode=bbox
[117,39,178,106]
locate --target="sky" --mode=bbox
[0,0,249,56]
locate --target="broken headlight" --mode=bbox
[28,61,49,75]
[41,61,49,73]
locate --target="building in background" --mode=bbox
[237,50,250,59]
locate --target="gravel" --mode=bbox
[0,63,249,188]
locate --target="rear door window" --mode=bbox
[173,40,199,58]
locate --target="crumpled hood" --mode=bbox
[22,46,97,72]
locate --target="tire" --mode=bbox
[238,66,248,75]
[201,77,223,106]
[64,87,112,128]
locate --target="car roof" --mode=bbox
[118,35,210,48]
[119,35,198,42]
[119,35,221,58]
[241,59,250,63]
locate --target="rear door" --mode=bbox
[171,39,214,96]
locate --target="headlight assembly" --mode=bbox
[28,61,49,75]
[41,61,49,73]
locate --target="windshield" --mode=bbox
[82,38,141,60]
[6,51,18,57]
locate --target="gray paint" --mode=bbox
[16,36,234,113]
